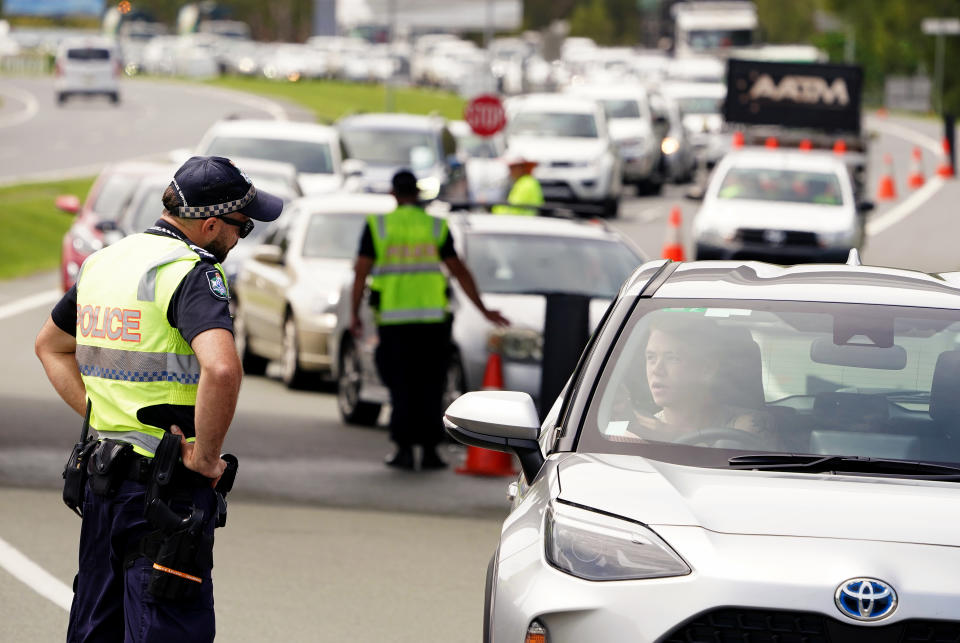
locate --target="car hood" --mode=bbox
[682,113,723,134]
[299,173,345,195]
[607,119,652,142]
[299,257,354,288]
[557,453,960,545]
[506,136,608,163]
[697,199,852,232]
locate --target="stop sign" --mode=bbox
[464,94,506,137]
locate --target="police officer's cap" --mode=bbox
[391,169,419,197]
[167,156,284,222]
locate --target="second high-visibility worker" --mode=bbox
[492,155,543,216]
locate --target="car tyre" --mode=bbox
[109,92,120,105]
[601,197,620,219]
[233,305,268,375]
[280,314,312,389]
[56,92,67,105]
[337,338,381,426]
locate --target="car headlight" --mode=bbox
[417,176,441,200]
[487,327,543,362]
[544,502,690,581]
[818,230,853,247]
[695,222,736,245]
[70,226,104,256]
[312,291,340,315]
[661,137,680,156]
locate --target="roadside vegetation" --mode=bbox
[205,76,467,123]
[0,177,93,280]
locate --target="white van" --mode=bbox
[54,38,121,106]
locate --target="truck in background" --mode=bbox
[671,1,757,58]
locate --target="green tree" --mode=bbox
[569,0,616,45]
[754,0,816,44]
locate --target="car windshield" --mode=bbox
[581,300,960,467]
[465,234,640,297]
[675,97,722,115]
[716,168,844,205]
[122,182,167,233]
[67,48,110,61]
[205,137,334,174]
[340,129,438,168]
[302,213,368,259]
[687,29,753,50]
[456,134,501,159]
[508,112,598,138]
[92,172,148,219]
[601,99,641,120]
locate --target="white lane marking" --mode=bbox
[862,117,951,237]
[867,176,945,236]
[0,289,61,321]
[0,85,39,128]
[866,116,942,154]
[0,536,72,611]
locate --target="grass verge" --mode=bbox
[0,177,94,280]
[205,76,467,123]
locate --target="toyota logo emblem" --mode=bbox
[835,578,898,622]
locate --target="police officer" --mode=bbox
[351,170,509,470]
[35,156,283,642]
[492,155,543,216]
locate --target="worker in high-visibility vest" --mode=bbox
[35,156,284,640]
[492,156,543,216]
[351,170,509,470]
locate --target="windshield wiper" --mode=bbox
[728,454,960,480]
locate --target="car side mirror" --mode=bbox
[685,187,704,201]
[252,244,284,265]
[341,158,366,178]
[443,390,545,484]
[857,201,875,214]
[55,194,80,215]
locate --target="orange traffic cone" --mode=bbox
[937,138,955,178]
[798,139,813,151]
[731,130,744,148]
[661,207,685,261]
[876,154,897,201]
[833,139,848,155]
[764,136,779,149]
[907,146,926,189]
[455,353,516,477]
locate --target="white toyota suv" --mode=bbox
[504,93,623,218]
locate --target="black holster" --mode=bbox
[88,439,134,497]
[62,437,96,517]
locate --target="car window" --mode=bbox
[302,214,368,259]
[600,99,641,120]
[455,133,501,159]
[675,97,722,115]
[464,234,640,298]
[581,301,960,466]
[716,168,845,205]
[508,112,599,138]
[204,137,334,174]
[340,128,438,167]
[122,182,166,233]
[66,48,111,61]
[92,173,144,219]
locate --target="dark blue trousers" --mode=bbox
[66,479,217,643]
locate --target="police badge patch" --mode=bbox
[206,270,229,300]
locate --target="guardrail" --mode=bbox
[1,53,51,75]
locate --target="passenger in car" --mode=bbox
[620,315,778,447]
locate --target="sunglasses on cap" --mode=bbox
[218,215,254,239]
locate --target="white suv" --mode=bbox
[55,37,121,106]
[504,93,623,218]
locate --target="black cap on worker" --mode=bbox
[167,155,284,222]
[391,169,419,198]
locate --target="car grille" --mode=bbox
[662,608,960,643]
[737,228,820,247]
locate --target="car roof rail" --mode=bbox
[639,260,680,298]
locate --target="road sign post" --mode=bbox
[922,17,960,115]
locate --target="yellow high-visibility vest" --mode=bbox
[75,232,228,456]
[492,175,544,216]
[367,204,449,325]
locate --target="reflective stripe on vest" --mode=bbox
[76,232,225,456]
[367,205,449,325]
[76,345,201,384]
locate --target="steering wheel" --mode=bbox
[672,427,767,449]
